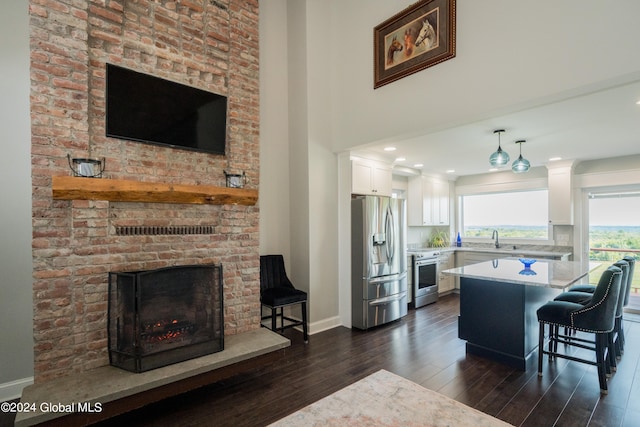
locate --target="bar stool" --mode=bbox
[605,260,629,364]
[615,256,636,355]
[537,265,623,393]
[553,260,629,371]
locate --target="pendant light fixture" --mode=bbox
[489,129,509,167]
[511,140,530,173]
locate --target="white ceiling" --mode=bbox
[357,78,640,178]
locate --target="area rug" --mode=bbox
[268,369,513,427]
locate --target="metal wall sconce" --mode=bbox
[224,171,246,188]
[67,154,105,178]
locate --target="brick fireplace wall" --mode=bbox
[30,0,260,382]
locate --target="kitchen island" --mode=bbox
[443,258,594,370]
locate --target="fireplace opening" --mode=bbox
[108,264,224,373]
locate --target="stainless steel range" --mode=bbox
[410,250,439,308]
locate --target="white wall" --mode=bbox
[0,1,34,400]
[259,0,341,331]
[305,0,339,329]
[259,0,291,261]
[285,0,312,305]
[330,0,640,151]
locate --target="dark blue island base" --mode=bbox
[458,277,560,370]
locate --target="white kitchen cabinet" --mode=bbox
[408,176,431,225]
[433,179,449,226]
[351,159,392,196]
[547,162,574,225]
[407,175,450,226]
[438,251,455,293]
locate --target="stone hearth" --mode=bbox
[15,329,289,427]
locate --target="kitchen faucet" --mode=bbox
[492,230,500,248]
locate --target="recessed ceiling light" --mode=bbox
[445,169,455,174]
[489,168,499,172]
[636,100,640,105]
[549,157,562,161]
[413,163,424,168]
[384,146,396,152]
[395,157,406,162]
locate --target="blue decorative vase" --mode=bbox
[519,258,536,268]
[518,258,537,275]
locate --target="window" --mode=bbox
[587,190,640,308]
[460,189,549,239]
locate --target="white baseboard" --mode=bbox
[291,315,342,335]
[309,316,341,335]
[262,314,343,337]
[0,377,33,402]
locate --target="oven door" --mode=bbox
[413,257,439,308]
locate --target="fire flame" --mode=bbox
[142,319,195,344]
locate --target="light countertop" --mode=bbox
[442,258,597,288]
[407,246,572,259]
[455,246,572,258]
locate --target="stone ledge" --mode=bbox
[16,329,290,427]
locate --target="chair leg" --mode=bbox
[301,301,309,343]
[271,307,277,332]
[607,332,616,374]
[548,325,556,361]
[280,307,285,331]
[538,322,544,375]
[614,317,624,358]
[596,333,608,394]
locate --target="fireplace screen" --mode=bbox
[108,264,224,373]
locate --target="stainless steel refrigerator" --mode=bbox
[351,195,407,330]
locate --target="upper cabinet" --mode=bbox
[351,159,392,196]
[547,162,575,225]
[407,175,450,226]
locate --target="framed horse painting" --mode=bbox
[374,0,456,89]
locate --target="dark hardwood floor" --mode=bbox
[3,293,639,427]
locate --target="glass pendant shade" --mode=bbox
[511,140,530,173]
[511,155,530,173]
[489,129,509,167]
[489,147,510,167]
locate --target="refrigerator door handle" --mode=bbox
[369,292,406,305]
[365,272,406,284]
[385,205,394,264]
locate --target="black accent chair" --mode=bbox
[537,265,623,393]
[260,255,309,343]
[554,259,633,362]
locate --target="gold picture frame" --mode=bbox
[374,0,456,89]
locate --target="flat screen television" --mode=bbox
[106,64,227,155]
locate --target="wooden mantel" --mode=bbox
[52,176,258,206]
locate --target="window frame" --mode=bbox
[456,183,553,245]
